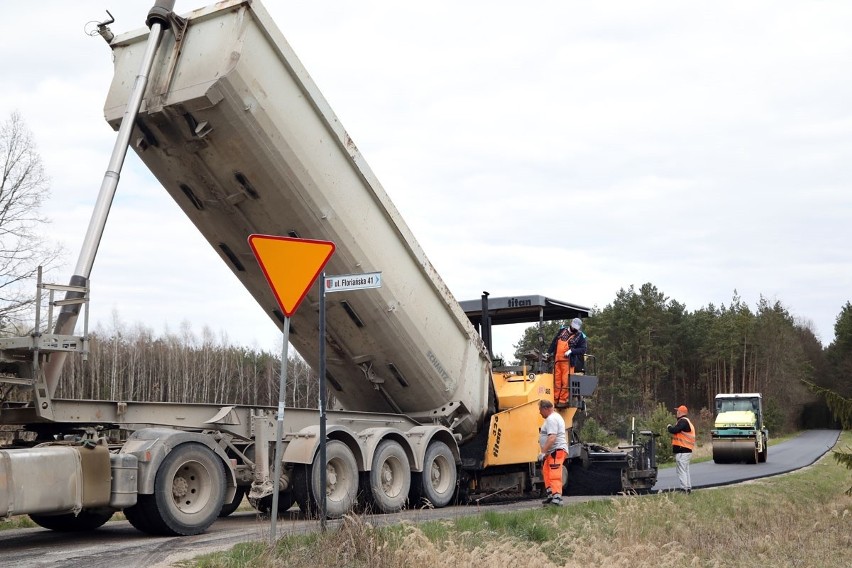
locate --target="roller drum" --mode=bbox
[712,439,758,464]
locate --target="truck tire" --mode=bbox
[411,440,456,508]
[218,485,247,517]
[293,440,358,519]
[29,509,113,532]
[369,440,411,513]
[758,436,768,463]
[124,442,226,536]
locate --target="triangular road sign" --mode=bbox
[247,234,335,317]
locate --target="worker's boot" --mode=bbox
[541,489,553,505]
[548,494,563,507]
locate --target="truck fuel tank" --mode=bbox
[0,444,111,517]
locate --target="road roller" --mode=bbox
[711,393,769,464]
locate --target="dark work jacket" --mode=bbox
[667,417,693,454]
[568,331,587,370]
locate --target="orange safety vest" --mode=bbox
[672,417,696,451]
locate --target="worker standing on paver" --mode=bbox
[547,325,572,407]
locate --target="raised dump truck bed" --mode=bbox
[103,0,490,439]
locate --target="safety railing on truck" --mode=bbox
[0,267,90,392]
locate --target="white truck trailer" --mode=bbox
[0,0,656,536]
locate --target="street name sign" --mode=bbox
[324,272,382,293]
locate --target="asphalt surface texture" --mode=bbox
[654,429,840,492]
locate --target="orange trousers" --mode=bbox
[543,449,567,496]
[554,361,571,405]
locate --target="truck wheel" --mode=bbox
[29,509,113,532]
[293,440,358,519]
[218,485,247,517]
[412,440,456,508]
[369,440,411,513]
[125,442,225,536]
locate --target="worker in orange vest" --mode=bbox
[667,405,696,493]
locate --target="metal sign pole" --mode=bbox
[270,316,290,544]
[318,274,328,531]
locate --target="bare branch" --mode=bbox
[0,111,64,331]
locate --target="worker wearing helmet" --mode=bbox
[566,317,587,374]
[546,324,572,407]
[667,405,695,493]
[546,317,587,407]
[538,399,569,506]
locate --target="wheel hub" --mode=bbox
[430,463,441,483]
[173,476,189,499]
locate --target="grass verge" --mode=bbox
[184,431,851,568]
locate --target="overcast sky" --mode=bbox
[1,1,850,359]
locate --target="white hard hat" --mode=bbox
[571,317,583,331]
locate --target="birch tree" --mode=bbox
[0,112,62,332]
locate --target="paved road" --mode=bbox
[654,429,840,491]
[0,429,840,567]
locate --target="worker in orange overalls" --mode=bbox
[546,318,586,407]
[546,325,572,407]
[538,399,569,506]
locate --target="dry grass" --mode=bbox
[0,515,36,530]
[192,431,852,568]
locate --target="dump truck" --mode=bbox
[711,393,768,464]
[0,0,657,536]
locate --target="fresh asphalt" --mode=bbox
[654,429,841,492]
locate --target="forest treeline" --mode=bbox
[55,322,325,410]
[18,282,852,437]
[514,283,850,434]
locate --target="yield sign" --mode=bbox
[247,234,335,317]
